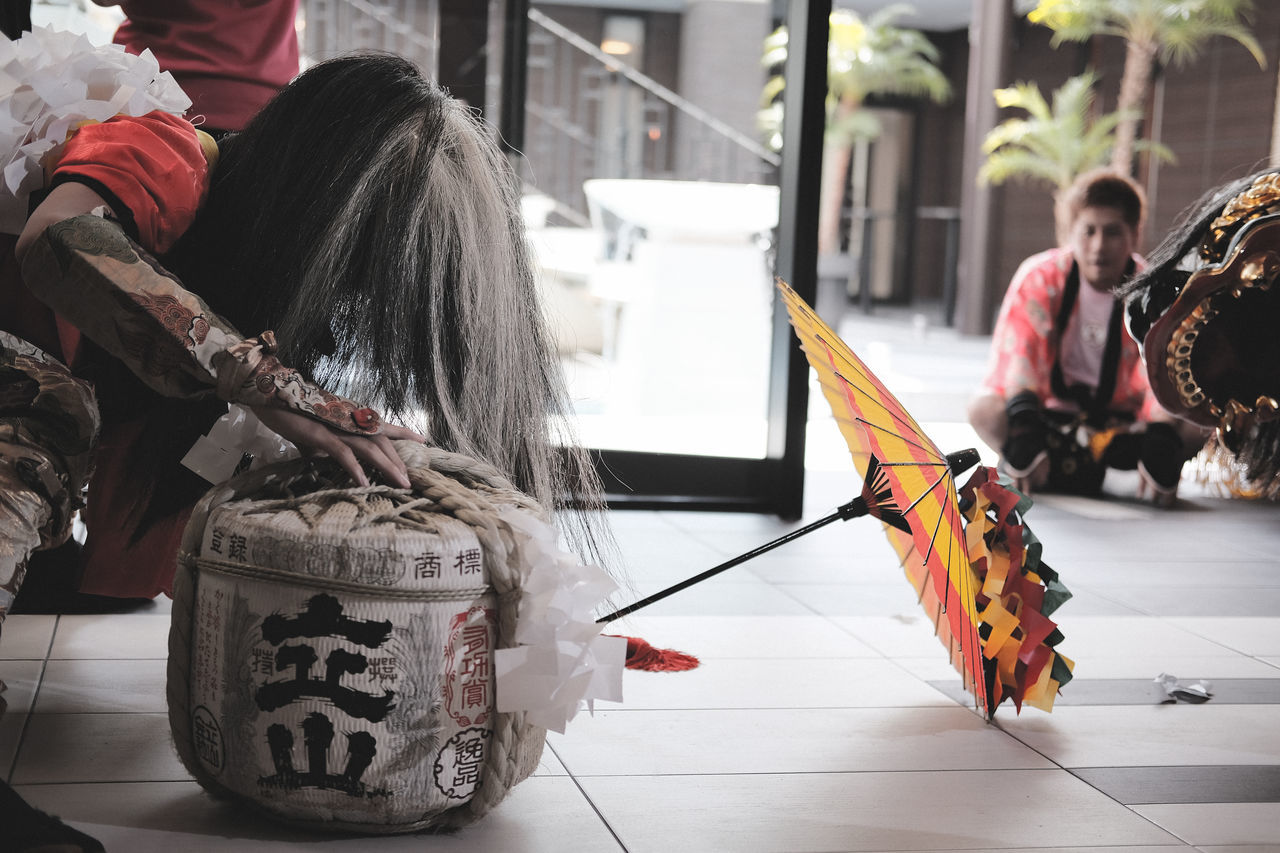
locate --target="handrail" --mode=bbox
[525,100,596,147]
[342,0,438,55]
[528,7,781,168]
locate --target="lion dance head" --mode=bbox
[1123,170,1280,498]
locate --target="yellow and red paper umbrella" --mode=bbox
[599,281,1072,716]
[777,280,991,711]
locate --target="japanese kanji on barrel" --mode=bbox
[167,444,546,833]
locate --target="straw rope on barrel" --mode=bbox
[167,441,550,833]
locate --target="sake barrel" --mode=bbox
[167,444,546,833]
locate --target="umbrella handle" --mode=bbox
[595,448,981,624]
[596,501,864,624]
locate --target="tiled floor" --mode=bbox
[3,468,1278,852]
[4,308,1279,851]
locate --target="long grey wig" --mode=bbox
[163,53,610,558]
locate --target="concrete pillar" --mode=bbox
[955,0,1013,336]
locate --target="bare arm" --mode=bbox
[15,182,115,264]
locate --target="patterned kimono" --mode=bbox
[980,246,1160,423]
[1,111,212,600]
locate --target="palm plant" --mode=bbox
[979,72,1174,193]
[1028,0,1265,175]
[760,4,951,254]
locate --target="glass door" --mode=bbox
[510,0,828,518]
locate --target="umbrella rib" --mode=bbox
[827,369,930,439]
[807,333,943,465]
[941,487,954,617]
[918,487,948,571]
[853,417,946,464]
[938,484,985,714]
[808,336,927,427]
[903,468,950,516]
[877,460,951,471]
[813,334,907,395]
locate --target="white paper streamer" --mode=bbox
[494,508,625,734]
[1154,672,1213,704]
[181,404,299,483]
[0,26,192,234]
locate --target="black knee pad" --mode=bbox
[1139,422,1184,490]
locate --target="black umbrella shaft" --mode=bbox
[596,497,870,624]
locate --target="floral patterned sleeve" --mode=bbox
[980,250,1065,403]
[20,214,383,436]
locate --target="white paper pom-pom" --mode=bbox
[0,26,192,235]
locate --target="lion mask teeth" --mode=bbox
[1165,248,1280,432]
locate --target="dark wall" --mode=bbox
[1143,8,1280,241]
[908,7,1280,324]
[908,28,972,304]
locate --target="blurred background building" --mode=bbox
[28,0,1280,517]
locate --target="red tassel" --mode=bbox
[610,635,700,672]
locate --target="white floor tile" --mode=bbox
[549,706,1048,776]
[0,614,57,659]
[1030,493,1160,522]
[617,657,954,710]
[891,655,974,684]
[533,749,567,776]
[616,534,755,584]
[11,712,190,784]
[15,777,621,851]
[1056,653,1279,680]
[1050,616,1249,661]
[0,659,42,777]
[609,579,812,618]
[1096,586,1280,617]
[884,849,1189,853]
[578,769,1179,852]
[1065,559,1280,589]
[996,705,1280,768]
[830,614,966,660]
[50,613,171,659]
[744,550,906,585]
[0,713,25,781]
[1132,803,1280,847]
[1044,586,1149,616]
[610,614,880,659]
[1168,617,1280,657]
[0,658,42,714]
[673,514,902,565]
[777,582,931,617]
[35,658,168,714]
[1032,520,1261,564]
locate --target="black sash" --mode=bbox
[1049,260,1133,428]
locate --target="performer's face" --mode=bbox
[1070,205,1136,291]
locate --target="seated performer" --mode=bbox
[1122,168,1280,498]
[967,169,1202,505]
[7,51,609,603]
[2,47,612,853]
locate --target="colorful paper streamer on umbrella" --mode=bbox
[958,466,1074,713]
[777,279,989,713]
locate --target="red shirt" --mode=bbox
[98,0,300,132]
